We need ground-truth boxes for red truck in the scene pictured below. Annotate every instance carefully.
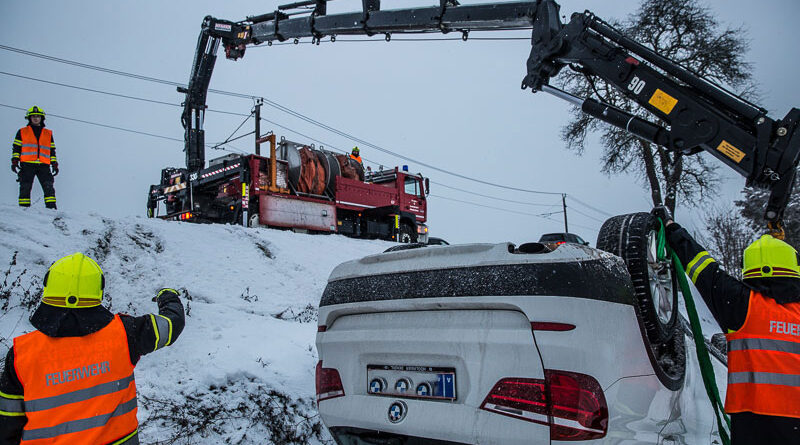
[147,133,429,243]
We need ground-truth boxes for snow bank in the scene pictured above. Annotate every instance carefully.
[0,205,392,443]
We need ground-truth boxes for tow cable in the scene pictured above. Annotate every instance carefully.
[657,220,732,445]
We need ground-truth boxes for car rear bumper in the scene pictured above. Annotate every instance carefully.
[320,395,550,445]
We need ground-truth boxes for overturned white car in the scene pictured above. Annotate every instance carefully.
[315,213,727,444]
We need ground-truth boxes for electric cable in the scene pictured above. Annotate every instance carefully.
[430,194,560,221]
[433,182,562,207]
[211,112,253,150]
[566,205,605,223]
[0,103,246,155]
[567,195,613,217]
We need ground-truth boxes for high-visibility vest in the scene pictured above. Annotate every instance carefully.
[725,291,800,418]
[349,154,362,164]
[19,126,53,164]
[14,314,139,444]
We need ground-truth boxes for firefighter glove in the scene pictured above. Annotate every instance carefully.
[651,205,673,225]
[153,288,180,306]
[51,161,59,176]
[11,159,19,173]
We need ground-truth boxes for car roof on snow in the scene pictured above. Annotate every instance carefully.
[327,242,619,282]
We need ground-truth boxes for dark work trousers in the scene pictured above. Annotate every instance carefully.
[730,412,800,444]
[17,162,56,209]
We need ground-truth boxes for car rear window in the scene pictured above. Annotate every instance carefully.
[539,234,564,242]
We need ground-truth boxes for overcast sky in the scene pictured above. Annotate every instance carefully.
[1,0,798,245]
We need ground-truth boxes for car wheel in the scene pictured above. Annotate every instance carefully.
[398,223,417,243]
[597,212,679,344]
[597,212,685,389]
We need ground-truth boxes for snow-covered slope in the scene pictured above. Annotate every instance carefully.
[0,205,393,444]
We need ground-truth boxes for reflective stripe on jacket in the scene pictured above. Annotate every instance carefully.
[13,314,139,444]
[18,126,52,164]
[725,291,800,418]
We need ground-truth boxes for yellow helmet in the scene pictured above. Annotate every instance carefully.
[742,235,800,280]
[42,253,105,308]
[25,106,45,119]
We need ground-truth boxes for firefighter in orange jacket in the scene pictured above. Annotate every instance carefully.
[653,206,800,444]
[11,106,58,209]
[349,146,362,165]
[349,147,365,181]
[0,253,185,444]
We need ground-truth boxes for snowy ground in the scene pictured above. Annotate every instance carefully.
[0,204,393,444]
[0,205,728,443]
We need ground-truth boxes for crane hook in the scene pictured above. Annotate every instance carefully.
[767,220,786,240]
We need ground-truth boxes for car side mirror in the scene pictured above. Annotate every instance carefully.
[583,241,590,246]
[424,178,430,196]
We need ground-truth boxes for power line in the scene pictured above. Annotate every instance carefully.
[567,205,606,223]
[0,71,178,107]
[567,195,613,218]
[0,44,564,196]
[0,70,252,118]
[430,194,559,221]
[0,103,245,155]
[433,181,561,207]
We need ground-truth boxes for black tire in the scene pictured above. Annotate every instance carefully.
[596,212,679,345]
[398,223,417,243]
[597,212,685,390]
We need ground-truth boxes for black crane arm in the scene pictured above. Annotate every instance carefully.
[181,0,799,233]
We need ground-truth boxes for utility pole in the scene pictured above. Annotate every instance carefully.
[254,98,263,155]
[562,194,569,233]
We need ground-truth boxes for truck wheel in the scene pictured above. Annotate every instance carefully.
[248,213,260,228]
[597,212,685,389]
[596,212,679,345]
[398,223,417,243]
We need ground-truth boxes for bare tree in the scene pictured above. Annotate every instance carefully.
[701,208,753,278]
[557,0,754,215]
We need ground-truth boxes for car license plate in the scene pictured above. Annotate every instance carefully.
[367,365,456,401]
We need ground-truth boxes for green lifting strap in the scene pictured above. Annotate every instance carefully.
[657,220,731,445]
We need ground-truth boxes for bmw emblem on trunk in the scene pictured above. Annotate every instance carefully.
[369,378,385,394]
[416,383,431,397]
[395,378,411,393]
[388,400,407,423]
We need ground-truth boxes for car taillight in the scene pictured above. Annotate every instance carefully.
[480,378,549,425]
[481,370,607,440]
[315,361,345,402]
[179,212,193,220]
[547,370,608,440]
